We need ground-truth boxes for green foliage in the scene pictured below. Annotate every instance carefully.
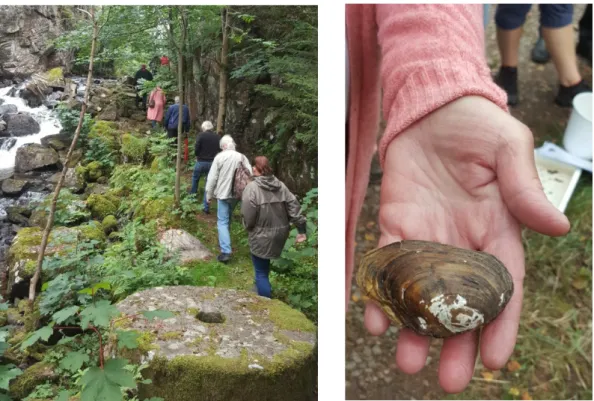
[39,189,90,226]
[52,305,80,324]
[80,358,137,401]
[270,188,318,322]
[0,365,22,391]
[56,103,95,147]
[121,134,148,163]
[20,326,53,351]
[23,382,54,400]
[79,300,121,329]
[60,351,90,373]
[116,331,141,350]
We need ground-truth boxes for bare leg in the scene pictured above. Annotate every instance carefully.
[542,25,582,86]
[497,27,523,67]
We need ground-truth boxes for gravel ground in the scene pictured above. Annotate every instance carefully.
[345,4,591,400]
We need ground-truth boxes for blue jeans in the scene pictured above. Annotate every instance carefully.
[217,198,238,254]
[495,4,573,30]
[190,161,212,212]
[483,4,490,28]
[251,253,271,298]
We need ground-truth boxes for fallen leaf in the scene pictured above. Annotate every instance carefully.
[509,387,520,397]
[481,371,494,381]
[572,278,588,290]
[521,391,533,400]
[364,233,376,242]
[507,360,521,372]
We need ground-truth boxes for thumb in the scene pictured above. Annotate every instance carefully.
[496,125,570,237]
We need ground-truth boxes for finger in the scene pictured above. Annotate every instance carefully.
[496,125,570,237]
[395,328,431,374]
[438,331,479,393]
[479,230,525,369]
[364,301,390,336]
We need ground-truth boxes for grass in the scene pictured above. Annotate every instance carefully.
[452,174,592,400]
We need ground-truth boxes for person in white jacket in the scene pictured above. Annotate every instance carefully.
[205,135,252,263]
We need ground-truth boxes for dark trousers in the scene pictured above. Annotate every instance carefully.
[167,128,178,145]
[251,254,271,298]
[191,161,212,212]
[495,4,574,30]
[580,4,592,35]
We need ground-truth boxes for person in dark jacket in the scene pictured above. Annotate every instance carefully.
[133,64,153,109]
[190,120,220,214]
[241,156,307,298]
[163,96,190,145]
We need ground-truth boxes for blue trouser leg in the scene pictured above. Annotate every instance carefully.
[251,253,271,298]
[200,161,212,212]
[495,4,532,30]
[483,4,490,28]
[217,199,237,254]
[539,4,574,28]
[190,162,201,194]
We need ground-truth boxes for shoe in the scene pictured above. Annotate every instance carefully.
[576,36,592,64]
[554,79,591,108]
[217,253,231,263]
[494,66,519,106]
[531,36,550,64]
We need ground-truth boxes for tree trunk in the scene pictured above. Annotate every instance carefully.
[216,6,230,134]
[28,6,100,301]
[174,6,188,208]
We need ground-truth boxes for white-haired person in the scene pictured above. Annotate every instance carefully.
[205,135,252,263]
[190,120,220,214]
[163,95,191,144]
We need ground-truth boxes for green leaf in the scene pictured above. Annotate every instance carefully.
[116,330,140,350]
[92,282,112,292]
[0,342,9,356]
[80,300,120,329]
[41,282,49,292]
[0,364,22,390]
[60,351,90,373]
[141,310,174,321]
[52,305,80,324]
[0,302,8,311]
[56,390,71,401]
[20,326,54,350]
[80,358,137,401]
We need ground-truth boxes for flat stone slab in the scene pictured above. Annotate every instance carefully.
[158,229,213,264]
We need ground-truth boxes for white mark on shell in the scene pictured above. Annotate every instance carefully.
[499,293,505,307]
[416,250,421,253]
[401,287,405,300]
[463,260,467,263]
[428,294,484,333]
[249,363,264,370]
[417,317,427,330]
[419,299,424,305]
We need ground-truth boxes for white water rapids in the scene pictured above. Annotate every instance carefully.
[0,85,62,171]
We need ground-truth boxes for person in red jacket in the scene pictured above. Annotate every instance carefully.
[160,55,170,67]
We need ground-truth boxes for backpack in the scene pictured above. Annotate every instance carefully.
[232,156,251,200]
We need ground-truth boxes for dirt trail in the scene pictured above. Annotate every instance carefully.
[345,4,591,400]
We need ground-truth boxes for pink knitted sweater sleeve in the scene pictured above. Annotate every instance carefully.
[375,4,509,168]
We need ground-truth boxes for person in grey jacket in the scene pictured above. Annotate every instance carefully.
[205,134,252,263]
[241,156,307,298]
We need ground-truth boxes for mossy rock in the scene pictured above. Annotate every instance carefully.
[139,197,178,227]
[121,133,148,163]
[114,286,317,401]
[102,215,118,234]
[44,67,64,87]
[87,194,118,220]
[9,362,57,399]
[29,191,90,228]
[88,120,121,152]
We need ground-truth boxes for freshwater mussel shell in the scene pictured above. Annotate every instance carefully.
[357,240,514,338]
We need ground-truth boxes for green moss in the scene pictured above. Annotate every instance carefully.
[0,310,6,327]
[150,157,162,172]
[186,308,200,317]
[159,331,183,341]
[6,308,23,326]
[75,221,107,243]
[45,67,64,85]
[121,133,148,163]
[9,362,56,399]
[137,331,159,354]
[7,227,43,264]
[141,196,178,226]
[86,161,103,182]
[246,299,316,332]
[102,215,118,234]
[88,121,120,152]
[87,194,118,220]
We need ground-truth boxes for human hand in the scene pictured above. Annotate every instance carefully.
[367,96,570,393]
[296,233,307,243]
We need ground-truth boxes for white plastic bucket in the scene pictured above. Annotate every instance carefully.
[563,92,592,160]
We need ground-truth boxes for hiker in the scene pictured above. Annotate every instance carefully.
[133,64,153,109]
[190,120,220,214]
[346,4,570,394]
[205,135,252,263]
[241,156,307,298]
[147,86,166,129]
[163,96,190,145]
[160,54,170,67]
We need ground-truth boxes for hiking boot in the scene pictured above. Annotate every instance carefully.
[531,36,550,64]
[554,79,592,108]
[494,66,519,106]
[217,253,231,263]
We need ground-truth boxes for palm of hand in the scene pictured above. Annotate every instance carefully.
[366,96,569,393]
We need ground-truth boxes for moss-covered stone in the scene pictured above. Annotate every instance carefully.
[245,299,316,332]
[102,215,118,234]
[75,221,107,243]
[87,194,118,220]
[121,133,148,163]
[0,310,7,326]
[88,120,120,152]
[45,67,64,86]
[86,161,104,182]
[9,362,57,400]
[140,196,178,227]
[28,191,90,228]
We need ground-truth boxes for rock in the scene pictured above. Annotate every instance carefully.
[19,87,44,108]
[6,212,29,226]
[9,362,57,399]
[58,148,83,168]
[0,104,18,116]
[158,229,214,264]
[86,194,118,220]
[0,119,5,132]
[48,168,85,193]
[84,183,109,197]
[40,133,71,149]
[113,286,317,401]
[5,206,32,218]
[1,179,28,196]
[0,138,16,150]
[14,143,60,173]
[97,103,118,121]
[131,112,146,122]
[0,98,3,105]
[102,215,118,234]
[4,113,41,137]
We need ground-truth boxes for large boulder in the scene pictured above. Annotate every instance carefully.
[112,286,317,401]
[158,229,214,264]
[1,178,28,196]
[14,143,60,173]
[48,168,85,193]
[97,103,118,121]
[4,113,40,137]
[0,138,16,150]
[0,104,18,117]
